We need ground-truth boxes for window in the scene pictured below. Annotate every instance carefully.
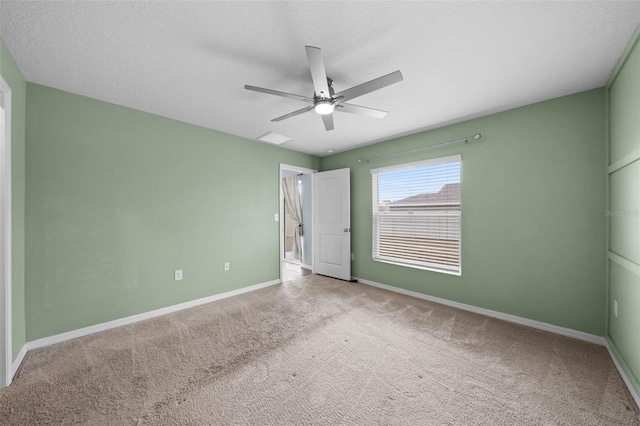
[371,154,461,275]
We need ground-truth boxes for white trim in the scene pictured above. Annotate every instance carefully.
[355,277,606,346]
[373,257,461,276]
[604,21,640,412]
[10,276,635,411]
[608,251,640,277]
[607,148,640,174]
[11,344,26,378]
[0,75,12,388]
[605,339,640,409]
[26,279,281,351]
[606,23,640,89]
[370,153,461,174]
[279,164,317,175]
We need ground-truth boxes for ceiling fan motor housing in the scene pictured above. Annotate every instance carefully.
[315,77,335,101]
[313,77,336,115]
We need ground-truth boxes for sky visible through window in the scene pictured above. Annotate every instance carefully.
[378,162,460,203]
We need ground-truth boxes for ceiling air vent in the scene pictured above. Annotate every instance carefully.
[256,132,291,145]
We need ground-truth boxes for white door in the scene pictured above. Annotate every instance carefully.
[313,168,351,281]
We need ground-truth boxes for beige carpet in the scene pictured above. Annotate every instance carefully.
[1,274,638,425]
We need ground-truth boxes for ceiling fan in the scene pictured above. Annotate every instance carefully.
[245,46,403,131]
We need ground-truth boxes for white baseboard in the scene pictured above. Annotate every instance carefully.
[26,279,281,351]
[605,339,640,409]
[11,344,27,380]
[15,275,633,408]
[301,264,312,271]
[354,277,606,346]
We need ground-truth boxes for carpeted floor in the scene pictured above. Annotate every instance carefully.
[0,274,638,425]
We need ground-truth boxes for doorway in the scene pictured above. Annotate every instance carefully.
[279,164,316,282]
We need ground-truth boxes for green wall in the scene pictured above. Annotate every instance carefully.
[606,25,640,398]
[321,88,606,335]
[0,39,26,362]
[25,83,318,340]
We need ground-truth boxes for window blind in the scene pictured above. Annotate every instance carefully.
[371,154,461,274]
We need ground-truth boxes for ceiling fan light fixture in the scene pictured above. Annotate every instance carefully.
[314,100,334,115]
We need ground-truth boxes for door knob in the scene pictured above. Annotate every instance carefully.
[344,228,350,232]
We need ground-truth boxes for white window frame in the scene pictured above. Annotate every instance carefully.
[371,154,462,276]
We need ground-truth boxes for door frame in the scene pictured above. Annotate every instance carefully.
[279,164,317,282]
[0,75,13,388]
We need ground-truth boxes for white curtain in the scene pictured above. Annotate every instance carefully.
[282,175,304,261]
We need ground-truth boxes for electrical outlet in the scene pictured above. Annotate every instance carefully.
[224,262,230,272]
[351,252,355,261]
[174,269,183,281]
[614,300,618,318]
[274,213,279,221]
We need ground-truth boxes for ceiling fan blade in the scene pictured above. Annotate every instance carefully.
[305,46,331,99]
[321,114,334,131]
[245,85,313,103]
[334,70,403,103]
[271,106,314,122]
[337,103,388,119]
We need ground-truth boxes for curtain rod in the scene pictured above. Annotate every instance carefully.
[357,133,481,164]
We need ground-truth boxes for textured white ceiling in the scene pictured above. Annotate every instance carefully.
[2,1,640,156]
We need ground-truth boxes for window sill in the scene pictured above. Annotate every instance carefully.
[372,257,461,276]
